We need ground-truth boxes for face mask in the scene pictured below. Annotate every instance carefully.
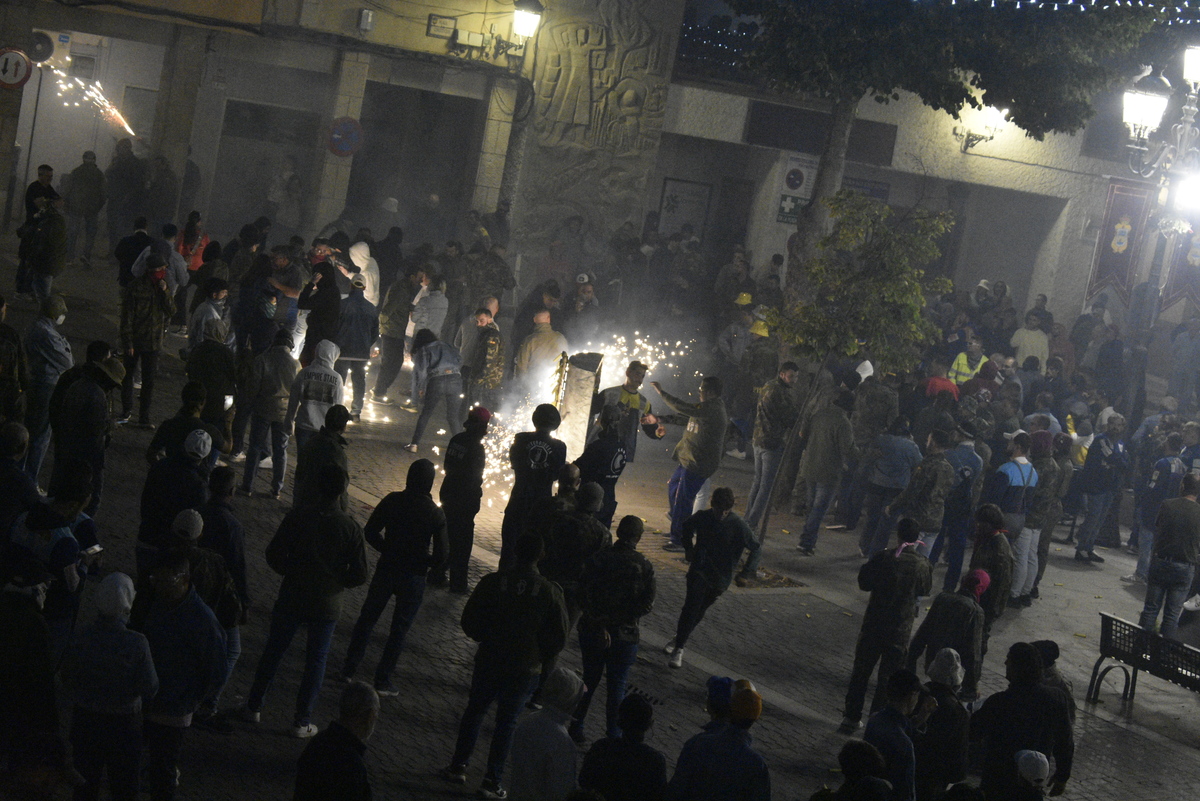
[150,269,167,282]
[54,315,66,326]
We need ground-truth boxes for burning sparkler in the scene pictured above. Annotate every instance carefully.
[52,68,135,135]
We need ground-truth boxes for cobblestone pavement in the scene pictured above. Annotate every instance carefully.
[9,247,1200,800]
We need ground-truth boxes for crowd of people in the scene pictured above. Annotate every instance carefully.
[2,145,1198,801]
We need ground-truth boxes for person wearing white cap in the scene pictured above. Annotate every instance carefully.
[136,428,210,577]
[1015,750,1050,799]
[914,648,969,799]
[60,572,158,801]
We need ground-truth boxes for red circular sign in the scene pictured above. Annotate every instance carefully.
[328,116,364,157]
[0,48,33,90]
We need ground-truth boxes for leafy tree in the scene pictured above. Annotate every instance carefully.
[769,190,954,373]
[726,0,1161,263]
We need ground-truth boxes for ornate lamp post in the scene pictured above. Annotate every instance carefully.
[1123,45,1200,340]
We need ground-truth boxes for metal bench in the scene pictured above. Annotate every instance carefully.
[1086,612,1200,704]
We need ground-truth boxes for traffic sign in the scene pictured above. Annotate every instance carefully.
[0,48,33,90]
[328,116,364,157]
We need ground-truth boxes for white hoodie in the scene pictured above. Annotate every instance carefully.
[348,242,381,307]
[284,340,345,433]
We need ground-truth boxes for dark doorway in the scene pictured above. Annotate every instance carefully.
[711,177,755,264]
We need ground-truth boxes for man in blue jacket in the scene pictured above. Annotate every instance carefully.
[981,431,1038,605]
[1075,414,1129,564]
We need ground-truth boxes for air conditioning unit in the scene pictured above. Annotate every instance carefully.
[29,30,72,70]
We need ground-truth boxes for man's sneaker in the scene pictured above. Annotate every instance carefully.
[350,413,361,423]
[663,542,685,552]
[838,716,862,734]
[1020,594,1033,607]
[1088,552,1106,563]
[227,451,246,463]
[235,487,253,498]
[403,443,419,453]
[375,682,400,697]
[826,523,848,531]
[232,706,260,724]
[1120,573,1146,585]
[725,448,746,460]
[440,765,467,785]
[291,723,319,739]
[115,412,131,424]
[370,392,393,406]
[478,779,507,799]
[1184,594,1200,613]
[1074,551,1090,563]
[662,638,676,655]
[798,546,815,556]
[668,648,684,669]
[1007,596,1024,609]
[332,670,354,684]
[1030,586,1040,599]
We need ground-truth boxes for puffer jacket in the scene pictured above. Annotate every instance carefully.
[120,276,176,352]
[247,344,300,422]
[25,317,72,384]
[285,340,344,433]
[411,289,449,338]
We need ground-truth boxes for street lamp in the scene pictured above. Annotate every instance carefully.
[1122,45,1200,349]
[513,0,545,39]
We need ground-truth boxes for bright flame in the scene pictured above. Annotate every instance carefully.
[51,68,136,135]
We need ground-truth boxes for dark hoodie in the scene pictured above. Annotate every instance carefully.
[364,459,448,575]
[298,261,342,352]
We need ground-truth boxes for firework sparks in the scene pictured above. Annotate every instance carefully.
[52,69,135,135]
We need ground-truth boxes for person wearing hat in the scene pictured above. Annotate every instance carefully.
[970,642,1073,798]
[666,680,770,801]
[240,330,300,498]
[561,275,601,347]
[60,572,158,801]
[23,294,73,482]
[729,319,778,460]
[579,692,668,801]
[1030,640,1077,726]
[137,428,211,578]
[405,327,464,452]
[652,376,729,552]
[796,390,856,555]
[63,150,105,264]
[664,488,755,670]
[295,404,352,510]
[908,570,987,701]
[285,339,345,455]
[575,404,630,528]
[588,360,664,466]
[341,459,447,695]
[429,406,491,593]
[442,533,568,798]
[50,354,124,516]
[507,667,586,801]
[573,515,657,744]
[714,249,756,311]
[333,272,380,423]
[500,403,567,569]
[927,419,985,592]
[858,417,923,559]
[121,252,176,427]
[914,648,970,800]
[239,463,368,738]
[808,739,892,801]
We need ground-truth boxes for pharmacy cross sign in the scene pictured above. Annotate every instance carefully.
[0,48,32,90]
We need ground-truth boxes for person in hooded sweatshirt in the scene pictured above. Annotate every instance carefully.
[297,261,342,365]
[340,458,448,695]
[334,273,379,422]
[507,667,585,801]
[285,339,344,455]
[347,241,380,307]
[430,406,491,593]
[59,572,159,801]
[405,328,464,453]
[295,404,352,511]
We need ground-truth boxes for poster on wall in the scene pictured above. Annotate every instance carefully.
[658,178,712,239]
[1086,179,1155,305]
[777,154,819,224]
[1162,218,1200,310]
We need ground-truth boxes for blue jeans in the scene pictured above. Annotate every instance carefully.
[242,415,289,495]
[411,373,465,445]
[334,359,367,415]
[668,465,708,545]
[936,512,973,593]
[572,622,638,740]
[22,379,55,483]
[1076,491,1115,555]
[1140,559,1195,639]
[205,625,241,712]
[859,484,902,556]
[835,456,866,528]
[450,660,537,783]
[31,273,53,303]
[293,427,316,456]
[246,605,337,727]
[343,566,426,685]
[1136,521,1156,580]
[800,481,838,550]
[745,448,782,529]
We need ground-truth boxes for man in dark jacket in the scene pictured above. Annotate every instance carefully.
[571,515,656,743]
[430,406,490,593]
[0,422,39,536]
[334,273,379,421]
[971,642,1074,798]
[575,404,629,529]
[442,533,569,800]
[239,463,368,738]
[665,487,755,670]
[1075,414,1130,563]
[294,405,351,510]
[63,150,106,264]
[241,329,300,498]
[907,569,988,700]
[26,196,68,301]
[840,519,933,733]
[137,550,227,801]
[120,254,176,426]
[185,318,237,457]
[744,362,799,532]
[654,376,729,551]
[341,459,448,694]
[886,429,955,555]
[137,429,210,577]
[500,403,567,569]
[114,217,152,288]
[541,483,612,623]
[50,356,123,515]
[294,681,378,801]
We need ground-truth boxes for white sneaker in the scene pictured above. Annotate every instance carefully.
[662,638,676,655]
[1120,573,1145,585]
[291,723,319,738]
[1184,594,1200,613]
[668,648,684,669]
[725,448,746,460]
[839,716,862,733]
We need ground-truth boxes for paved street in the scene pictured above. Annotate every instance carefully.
[9,248,1200,800]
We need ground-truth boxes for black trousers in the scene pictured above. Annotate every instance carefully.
[674,572,723,649]
[143,720,185,801]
